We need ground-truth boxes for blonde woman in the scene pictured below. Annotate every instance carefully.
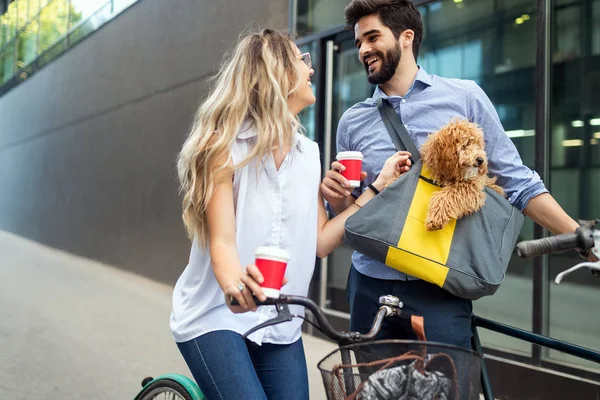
[170,29,411,400]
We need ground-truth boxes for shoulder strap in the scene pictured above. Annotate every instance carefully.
[377,98,420,162]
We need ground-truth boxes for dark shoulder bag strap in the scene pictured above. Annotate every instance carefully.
[377,98,421,162]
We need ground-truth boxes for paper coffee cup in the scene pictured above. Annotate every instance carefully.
[254,247,289,298]
[336,151,363,188]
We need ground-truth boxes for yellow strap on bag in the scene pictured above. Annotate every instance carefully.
[385,166,456,286]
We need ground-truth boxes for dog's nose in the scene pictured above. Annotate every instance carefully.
[476,157,484,166]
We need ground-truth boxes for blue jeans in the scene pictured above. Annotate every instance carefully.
[176,330,309,400]
[346,265,473,349]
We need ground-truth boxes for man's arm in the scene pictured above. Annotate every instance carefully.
[523,193,579,234]
[524,194,597,261]
[467,82,580,237]
[467,82,548,211]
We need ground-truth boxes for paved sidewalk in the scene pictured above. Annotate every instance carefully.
[0,230,336,399]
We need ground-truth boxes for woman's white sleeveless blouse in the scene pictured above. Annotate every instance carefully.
[170,125,321,345]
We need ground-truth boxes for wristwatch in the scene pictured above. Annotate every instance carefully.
[367,183,380,195]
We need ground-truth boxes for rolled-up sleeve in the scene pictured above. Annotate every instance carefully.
[467,82,548,211]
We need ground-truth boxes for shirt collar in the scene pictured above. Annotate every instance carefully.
[237,122,305,152]
[370,65,432,104]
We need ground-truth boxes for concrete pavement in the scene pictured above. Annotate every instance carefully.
[0,230,336,400]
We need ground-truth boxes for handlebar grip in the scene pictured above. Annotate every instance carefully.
[229,296,276,307]
[516,232,580,258]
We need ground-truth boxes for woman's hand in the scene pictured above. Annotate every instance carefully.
[373,151,412,189]
[223,265,267,313]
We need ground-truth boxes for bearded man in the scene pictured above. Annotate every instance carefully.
[320,0,594,348]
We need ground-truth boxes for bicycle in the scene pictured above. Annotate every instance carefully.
[133,220,600,400]
[133,292,482,400]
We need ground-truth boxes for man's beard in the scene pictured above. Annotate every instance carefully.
[365,44,402,85]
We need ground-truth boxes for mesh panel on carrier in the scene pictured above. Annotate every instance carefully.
[317,340,482,400]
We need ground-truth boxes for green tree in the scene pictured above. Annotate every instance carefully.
[0,0,84,84]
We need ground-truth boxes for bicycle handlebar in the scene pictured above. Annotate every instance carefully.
[516,221,596,258]
[231,294,405,344]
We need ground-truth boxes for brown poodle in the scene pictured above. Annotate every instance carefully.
[420,120,504,231]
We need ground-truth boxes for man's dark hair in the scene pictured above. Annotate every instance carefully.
[345,0,423,60]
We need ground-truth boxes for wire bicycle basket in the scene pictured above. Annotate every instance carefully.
[318,339,482,400]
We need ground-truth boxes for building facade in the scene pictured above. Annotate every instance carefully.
[0,0,599,397]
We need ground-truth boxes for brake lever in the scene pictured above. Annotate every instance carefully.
[241,304,293,339]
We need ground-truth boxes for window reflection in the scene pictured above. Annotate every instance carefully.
[0,0,139,90]
[296,0,346,36]
[548,0,600,370]
[594,2,600,55]
[70,0,106,20]
[1,42,15,82]
[39,0,69,53]
[17,19,37,67]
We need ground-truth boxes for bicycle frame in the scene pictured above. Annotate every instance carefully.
[471,315,600,400]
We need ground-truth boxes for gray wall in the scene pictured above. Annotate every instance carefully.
[0,0,289,284]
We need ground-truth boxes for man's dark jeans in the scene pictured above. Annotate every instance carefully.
[346,265,473,349]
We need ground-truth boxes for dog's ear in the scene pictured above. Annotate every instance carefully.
[420,132,437,166]
[422,122,467,184]
[462,120,485,147]
[422,129,451,180]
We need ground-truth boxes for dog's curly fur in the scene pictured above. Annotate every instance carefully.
[420,120,504,231]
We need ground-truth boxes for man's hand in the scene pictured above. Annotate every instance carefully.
[373,151,412,189]
[321,161,367,213]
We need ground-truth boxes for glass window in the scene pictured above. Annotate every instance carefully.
[298,41,318,141]
[21,0,41,20]
[38,0,69,54]
[70,0,105,22]
[67,0,104,45]
[28,0,41,20]
[548,0,600,370]
[0,16,7,49]
[419,0,537,355]
[0,41,15,84]
[1,0,18,44]
[553,4,581,63]
[1,0,140,93]
[17,18,37,68]
[594,1,600,55]
[73,1,112,41]
[296,0,346,36]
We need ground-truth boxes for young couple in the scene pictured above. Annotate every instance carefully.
[170,1,593,399]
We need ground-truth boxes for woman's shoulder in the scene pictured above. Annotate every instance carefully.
[296,133,320,155]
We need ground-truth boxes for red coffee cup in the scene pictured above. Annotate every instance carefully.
[336,151,364,188]
[254,247,289,298]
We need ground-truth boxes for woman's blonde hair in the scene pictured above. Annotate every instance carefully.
[177,29,304,246]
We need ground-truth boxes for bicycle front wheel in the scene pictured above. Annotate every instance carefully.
[136,378,197,400]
